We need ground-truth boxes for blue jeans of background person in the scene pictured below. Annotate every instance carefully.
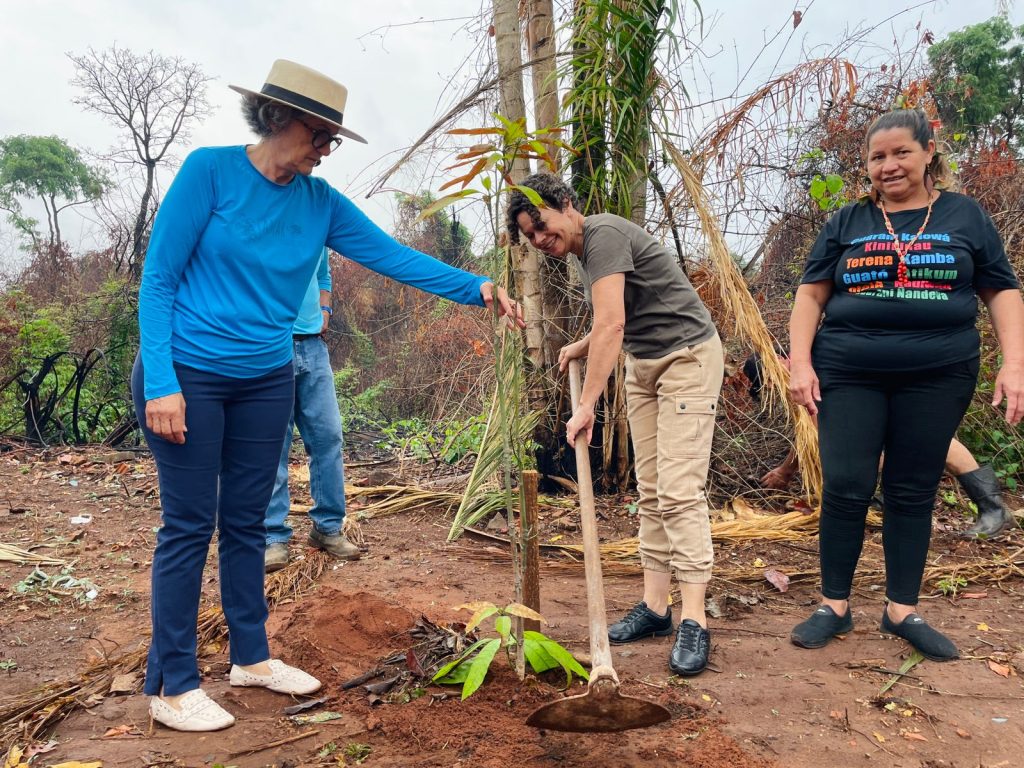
[815,358,979,606]
[132,355,294,696]
[265,336,347,544]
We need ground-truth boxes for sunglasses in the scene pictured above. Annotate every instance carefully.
[296,117,343,151]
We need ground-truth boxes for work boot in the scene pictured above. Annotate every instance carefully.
[264,543,290,573]
[308,528,361,560]
[958,466,1014,539]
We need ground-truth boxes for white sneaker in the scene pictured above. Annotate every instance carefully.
[149,689,235,732]
[229,659,321,695]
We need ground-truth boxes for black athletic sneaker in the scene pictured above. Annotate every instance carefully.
[790,605,854,649]
[669,619,711,676]
[607,601,673,644]
[880,610,958,662]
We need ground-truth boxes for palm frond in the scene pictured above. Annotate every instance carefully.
[660,134,822,501]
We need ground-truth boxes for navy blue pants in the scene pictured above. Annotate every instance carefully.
[132,355,294,696]
[816,358,979,606]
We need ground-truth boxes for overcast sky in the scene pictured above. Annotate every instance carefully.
[0,0,1018,263]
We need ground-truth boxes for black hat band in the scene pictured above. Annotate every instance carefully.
[261,83,344,125]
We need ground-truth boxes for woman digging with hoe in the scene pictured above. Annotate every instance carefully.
[507,172,724,677]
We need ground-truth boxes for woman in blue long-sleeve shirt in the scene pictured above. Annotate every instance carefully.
[134,60,520,732]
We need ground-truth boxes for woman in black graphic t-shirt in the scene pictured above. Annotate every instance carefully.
[787,109,1024,661]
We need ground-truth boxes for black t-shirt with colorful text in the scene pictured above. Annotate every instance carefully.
[801,191,1019,372]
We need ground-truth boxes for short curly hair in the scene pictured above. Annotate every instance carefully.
[240,95,299,137]
[505,172,579,245]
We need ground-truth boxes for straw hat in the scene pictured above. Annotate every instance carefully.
[230,59,367,144]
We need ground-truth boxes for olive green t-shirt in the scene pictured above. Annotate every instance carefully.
[576,213,716,358]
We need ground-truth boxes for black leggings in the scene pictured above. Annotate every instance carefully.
[816,358,979,606]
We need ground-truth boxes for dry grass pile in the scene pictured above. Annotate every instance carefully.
[0,544,65,567]
[454,533,1023,592]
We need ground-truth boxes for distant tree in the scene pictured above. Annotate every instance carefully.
[68,46,213,279]
[392,192,475,269]
[928,16,1024,148]
[0,134,108,251]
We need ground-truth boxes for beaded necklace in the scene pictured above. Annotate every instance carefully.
[877,193,935,285]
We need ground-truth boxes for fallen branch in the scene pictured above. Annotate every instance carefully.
[226,729,320,758]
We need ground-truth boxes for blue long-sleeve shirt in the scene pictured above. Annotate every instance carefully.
[139,146,487,399]
[293,248,332,335]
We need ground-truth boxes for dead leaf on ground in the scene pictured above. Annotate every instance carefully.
[956,727,971,738]
[3,745,24,768]
[872,731,886,743]
[22,741,58,760]
[406,649,425,676]
[282,696,328,715]
[108,673,138,695]
[763,568,790,593]
[102,724,140,738]
[731,497,764,520]
[289,711,343,725]
[901,730,927,741]
[988,660,1012,678]
[977,622,991,631]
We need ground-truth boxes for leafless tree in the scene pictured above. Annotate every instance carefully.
[68,46,213,279]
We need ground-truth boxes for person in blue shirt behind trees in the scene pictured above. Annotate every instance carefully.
[263,247,360,572]
[133,60,522,733]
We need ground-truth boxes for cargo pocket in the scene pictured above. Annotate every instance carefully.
[665,396,717,457]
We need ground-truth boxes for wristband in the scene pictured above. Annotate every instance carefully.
[320,305,333,316]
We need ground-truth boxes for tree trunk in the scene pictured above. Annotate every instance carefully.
[494,0,545,371]
[131,161,156,281]
[570,0,607,213]
[493,0,531,183]
[493,0,532,675]
[606,1,656,485]
[47,193,60,249]
[527,0,559,156]
[526,0,569,373]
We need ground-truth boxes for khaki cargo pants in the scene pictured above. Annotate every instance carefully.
[625,333,724,584]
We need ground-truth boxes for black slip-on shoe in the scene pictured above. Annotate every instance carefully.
[669,618,711,676]
[880,610,958,662]
[790,605,854,649]
[607,601,673,645]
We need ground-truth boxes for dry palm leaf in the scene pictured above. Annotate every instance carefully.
[660,133,822,502]
[0,544,66,567]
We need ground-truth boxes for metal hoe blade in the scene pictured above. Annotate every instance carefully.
[525,360,672,733]
[526,675,671,733]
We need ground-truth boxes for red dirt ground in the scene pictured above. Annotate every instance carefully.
[1,445,1023,768]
